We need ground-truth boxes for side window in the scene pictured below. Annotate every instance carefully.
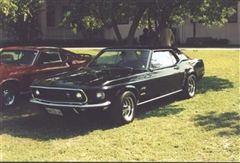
[150,51,177,69]
[37,51,61,64]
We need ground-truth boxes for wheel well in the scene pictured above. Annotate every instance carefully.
[116,87,139,102]
[189,72,197,78]
[186,71,197,80]
[183,72,197,86]
[127,88,139,99]
[1,80,19,92]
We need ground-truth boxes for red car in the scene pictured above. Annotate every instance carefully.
[0,46,92,110]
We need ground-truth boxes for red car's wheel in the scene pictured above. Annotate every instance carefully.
[0,86,17,110]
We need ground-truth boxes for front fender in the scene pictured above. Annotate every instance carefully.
[115,85,140,101]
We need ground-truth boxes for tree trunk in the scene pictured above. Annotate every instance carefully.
[111,17,122,41]
[147,9,152,30]
[77,20,89,39]
[126,6,147,45]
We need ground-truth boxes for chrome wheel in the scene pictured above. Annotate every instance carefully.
[122,96,135,122]
[187,75,196,97]
[3,89,16,106]
[110,91,137,124]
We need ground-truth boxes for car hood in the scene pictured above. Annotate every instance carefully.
[32,67,136,88]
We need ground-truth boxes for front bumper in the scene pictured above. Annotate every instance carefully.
[30,98,111,109]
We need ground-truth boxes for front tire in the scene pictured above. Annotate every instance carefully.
[183,74,196,98]
[0,85,17,110]
[110,91,137,125]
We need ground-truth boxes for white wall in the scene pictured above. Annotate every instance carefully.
[0,28,16,41]
[103,21,146,42]
[179,20,239,45]
[46,27,83,40]
[179,1,240,45]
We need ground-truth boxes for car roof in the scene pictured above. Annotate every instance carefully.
[105,46,182,53]
[1,46,61,51]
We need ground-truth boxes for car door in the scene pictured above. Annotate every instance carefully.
[33,49,70,80]
[147,50,185,98]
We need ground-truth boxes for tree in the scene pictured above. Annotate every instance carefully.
[189,0,236,38]
[0,0,44,41]
[2,0,236,44]
[62,0,236,45]
[0,0,18,23]
[61,0,148,43]
[96,0,148,44]
[61,0,105,40]
[139,0,236,44]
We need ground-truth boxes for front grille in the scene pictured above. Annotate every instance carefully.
[32,87,88,104]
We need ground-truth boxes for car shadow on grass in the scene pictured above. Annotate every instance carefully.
[0,106,117,140]
[193,111,240,136]
[196,76,234,94]
[0,93,185,141]
[137,93,185,119]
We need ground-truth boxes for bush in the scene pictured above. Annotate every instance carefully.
[0,39,119,48]
[186,37,229,47]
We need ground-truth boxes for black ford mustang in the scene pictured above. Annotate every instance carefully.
[30,47,204,124]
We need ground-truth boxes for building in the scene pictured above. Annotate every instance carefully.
[0,0,239,46]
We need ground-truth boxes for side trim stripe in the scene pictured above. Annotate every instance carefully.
[137,89,182,106]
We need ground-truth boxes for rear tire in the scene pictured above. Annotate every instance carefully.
[182,74,196,98]
[110,91,137,125]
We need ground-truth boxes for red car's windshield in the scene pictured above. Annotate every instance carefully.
[0,50,38,65]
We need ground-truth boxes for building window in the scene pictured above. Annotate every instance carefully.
[47,5,56,27]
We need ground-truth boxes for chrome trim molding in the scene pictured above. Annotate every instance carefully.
[31,86,82,91]
[30,98,111,108]
[31,86,88,104]
[137,89,183,106]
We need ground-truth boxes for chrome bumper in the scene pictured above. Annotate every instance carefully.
[30,98,111,109]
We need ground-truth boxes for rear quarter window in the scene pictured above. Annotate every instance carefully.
[151,51,178,69]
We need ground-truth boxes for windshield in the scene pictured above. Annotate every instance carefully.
[0,50,38,65]
[89,49,150,70]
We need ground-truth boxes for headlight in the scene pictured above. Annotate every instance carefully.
[96,91,105,100]
[35,89,40,96]
[76,92,83,99]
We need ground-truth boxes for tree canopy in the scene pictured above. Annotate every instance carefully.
[60,0,237,44]
[0,0,44,40]
[0,0,237,43]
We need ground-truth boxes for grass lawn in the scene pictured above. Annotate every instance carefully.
[0,48,239,161]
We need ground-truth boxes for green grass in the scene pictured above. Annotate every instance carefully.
[67,48,101,56]
[0,49,239,161]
